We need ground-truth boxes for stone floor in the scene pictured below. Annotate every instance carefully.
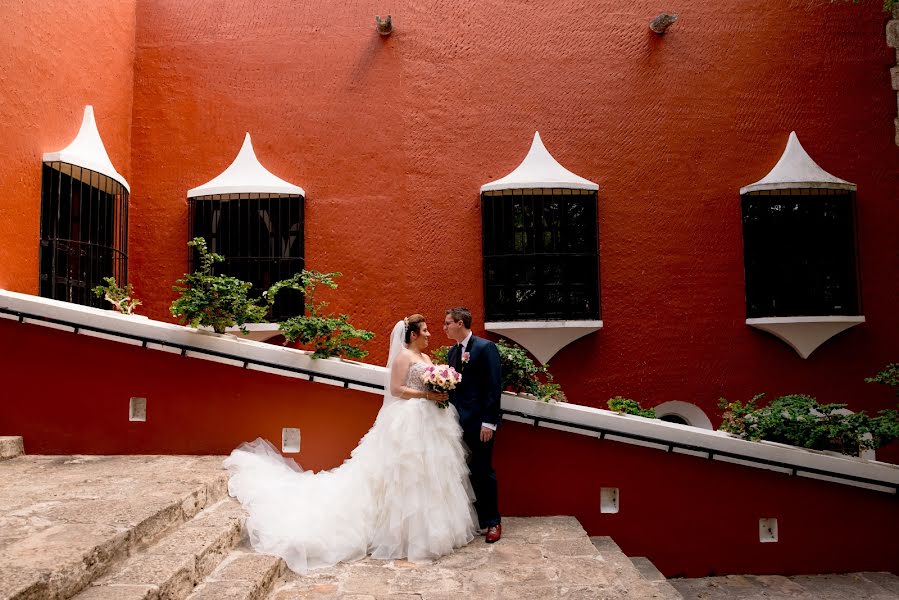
[0,454,229,599]
[265,517,680,600]
[1,451,897,600]
[671,572,899,600]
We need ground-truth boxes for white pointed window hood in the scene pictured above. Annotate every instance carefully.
[188,133,304,199]
[740,132,863,359]
[481,132,598,192]
[42,105,130,193]
[740,131,856,194]
[481,132,601,364]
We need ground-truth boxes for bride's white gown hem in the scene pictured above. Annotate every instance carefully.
[224,359,477,574]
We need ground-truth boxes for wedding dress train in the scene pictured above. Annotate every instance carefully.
[224,361,477,573]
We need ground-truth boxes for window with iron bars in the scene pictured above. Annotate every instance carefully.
[188,194,305,320]
[740,189,861,319]
[39,162,129,308]
[481,189,600,322]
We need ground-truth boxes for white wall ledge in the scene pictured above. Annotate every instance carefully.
[486,320,602,364]
[1,289,895,494]
[746,316,865,359]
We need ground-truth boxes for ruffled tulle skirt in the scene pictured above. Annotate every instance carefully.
[224,398,477,573]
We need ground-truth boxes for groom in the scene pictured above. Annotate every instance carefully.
[444,307,502,543]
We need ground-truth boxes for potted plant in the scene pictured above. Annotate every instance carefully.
[718,393,898,457]
[170,237,267,334]
[92,276,142,315]
[607,396,656,418]
[266,270,374,359]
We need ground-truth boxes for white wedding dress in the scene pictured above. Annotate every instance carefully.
[224,323,477,574]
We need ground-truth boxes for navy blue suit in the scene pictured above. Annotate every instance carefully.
[448,335,501,528]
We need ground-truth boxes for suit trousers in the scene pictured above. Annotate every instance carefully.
[462,427,501,529]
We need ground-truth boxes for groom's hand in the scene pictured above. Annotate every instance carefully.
[480,426,494,443]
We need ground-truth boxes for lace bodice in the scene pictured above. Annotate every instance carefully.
[406,362,430,393]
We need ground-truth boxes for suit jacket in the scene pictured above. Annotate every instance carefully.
[448,335,502,433]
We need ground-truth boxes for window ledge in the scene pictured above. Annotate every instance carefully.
[745,316,865,359]
[485,320,602,364]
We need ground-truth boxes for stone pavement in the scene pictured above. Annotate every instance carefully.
[1,451,897,600]
[671,572,899,600]
[264,518,681,600]
[0,454,230,599]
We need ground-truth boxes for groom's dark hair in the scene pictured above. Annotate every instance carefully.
[445,307,472,329]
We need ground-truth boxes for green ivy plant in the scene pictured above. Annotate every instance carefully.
[865,363,899,396]
[496,339,543,394]
[266,270,374,359]
[431,344,449,365]
[607,396,656,418]
[170,237,267,334]
[431,339,566,402]
[718,393,898,456]
[865,364,899,447]
[92,276,141,315]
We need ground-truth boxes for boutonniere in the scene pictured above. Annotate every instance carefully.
[461,351,470,365]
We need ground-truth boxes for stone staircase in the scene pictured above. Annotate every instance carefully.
[0,453,241,600]
[671,572,899,599]
[2,450,897,600]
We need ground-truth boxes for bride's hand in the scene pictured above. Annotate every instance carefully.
[427,391,449,403]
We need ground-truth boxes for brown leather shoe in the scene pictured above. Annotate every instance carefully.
[485,524,502,543]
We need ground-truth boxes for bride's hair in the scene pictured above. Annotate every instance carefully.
[404,314,426,344]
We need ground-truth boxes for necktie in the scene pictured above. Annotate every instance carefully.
[454,343,463,369]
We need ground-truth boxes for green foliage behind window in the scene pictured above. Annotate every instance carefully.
[266,270,374,360]
[170,238,267,334]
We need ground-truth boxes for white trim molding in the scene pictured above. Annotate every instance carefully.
[42,105,130,193]
[188,133,304,199]
[2,289,895,494]
[480,132,598,192]
[485,320,602,364]
[740,131,855,195]
[746,316,865,359]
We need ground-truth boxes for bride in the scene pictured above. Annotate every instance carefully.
[224,314,477,573]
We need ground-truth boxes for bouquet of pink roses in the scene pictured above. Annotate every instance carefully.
[420,364,462,409]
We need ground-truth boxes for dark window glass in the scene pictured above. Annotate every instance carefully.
[188,194,305,320]
[482,190,600,321]
[741,191,860,318]
[39,163,129,307]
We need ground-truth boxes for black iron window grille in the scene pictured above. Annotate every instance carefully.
[741,188,861,319]
[39,162,129,308]
[482,188,600,322]
[188,193,305,320]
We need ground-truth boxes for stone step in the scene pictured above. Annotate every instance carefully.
[0,436,24,460]
[74,498,246,600]
[670,572,899,599]
[628,555,686,599]
[185,548,285,600]
[260,517,682,599]
[590,537,683,600]
[0,455,231,600]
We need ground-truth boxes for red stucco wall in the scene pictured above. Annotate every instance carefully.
[0,1,137,294]
[0,319,378,467]
[1,1,897,459]
[1,320,895,577]
[122,1,899,419]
